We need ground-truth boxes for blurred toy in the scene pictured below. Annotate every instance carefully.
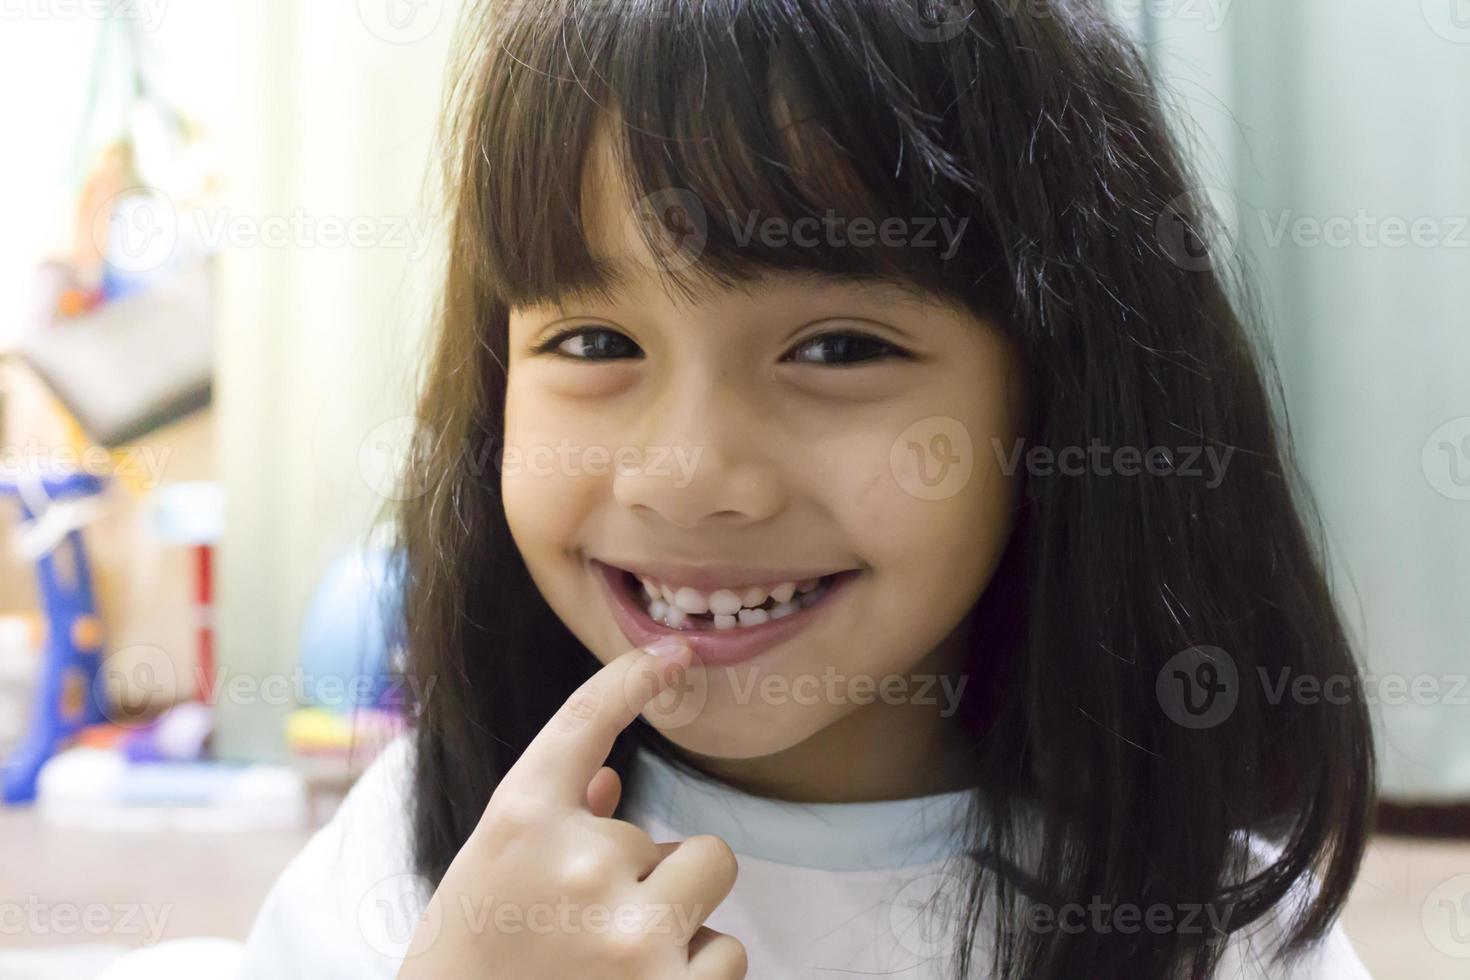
[297,539,406,714]
[286,705,405,758]
[35,746,306,833]
[0,614,44,757]
[121,700,213,764]
[34,259,104,324]
[150,481,222,701]
[19,256,213,449]
[0,473,109,804]
[284,535,408,777]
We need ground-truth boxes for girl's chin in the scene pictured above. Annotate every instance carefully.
[645,726,808,763]
[638,697,836,761]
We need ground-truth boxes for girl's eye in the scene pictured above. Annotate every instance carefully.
[782,331,907,366]
[530,326,907,365]
[532,327,643,361]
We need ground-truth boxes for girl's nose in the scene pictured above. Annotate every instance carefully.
[610,385,785,530]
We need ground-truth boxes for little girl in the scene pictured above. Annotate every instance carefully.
[240,1,1376,977]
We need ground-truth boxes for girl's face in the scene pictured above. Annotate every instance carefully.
[503,134,1026,766]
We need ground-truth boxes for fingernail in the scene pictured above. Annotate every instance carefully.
[645,637,690,658]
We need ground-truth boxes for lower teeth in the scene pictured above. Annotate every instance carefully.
[641,578,832,631]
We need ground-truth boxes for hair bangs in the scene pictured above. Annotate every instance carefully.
[465,0,1003,313]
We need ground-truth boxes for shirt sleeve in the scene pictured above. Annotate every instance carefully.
[236,735,427,980]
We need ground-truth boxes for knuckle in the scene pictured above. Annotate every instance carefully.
[688,834,738,878]
[552,848,618,894]
[484,797,541,839]
[725,936,750,977]
[623,823,657,851]
[553,688,602,732]
[602,926,655,966]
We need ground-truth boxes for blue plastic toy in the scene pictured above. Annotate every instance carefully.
[298,543,406,713]
[0,473,109,804]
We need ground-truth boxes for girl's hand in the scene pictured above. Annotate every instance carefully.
[396,639,747,979]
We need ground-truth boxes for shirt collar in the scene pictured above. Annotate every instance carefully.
[621,745,977,872]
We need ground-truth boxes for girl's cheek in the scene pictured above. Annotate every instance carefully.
[501,402,606,550]
[813,411,1018,573]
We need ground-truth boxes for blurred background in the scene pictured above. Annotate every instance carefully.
[0,0,1465,977]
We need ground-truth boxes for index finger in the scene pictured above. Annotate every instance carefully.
[497,638,692,809]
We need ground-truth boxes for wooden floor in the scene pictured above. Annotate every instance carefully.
[1341,835,1470,978]
[0,809,316,949]
[1,811,1466,978]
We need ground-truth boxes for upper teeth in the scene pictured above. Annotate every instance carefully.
[642,577,822,615]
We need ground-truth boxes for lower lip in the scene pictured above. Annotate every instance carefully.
[592,560,859,668]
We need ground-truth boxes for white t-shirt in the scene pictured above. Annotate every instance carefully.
[236,735,1372,979]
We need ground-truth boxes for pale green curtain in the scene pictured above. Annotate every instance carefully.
[212,0,454,759]
[1126,0,1470,801]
